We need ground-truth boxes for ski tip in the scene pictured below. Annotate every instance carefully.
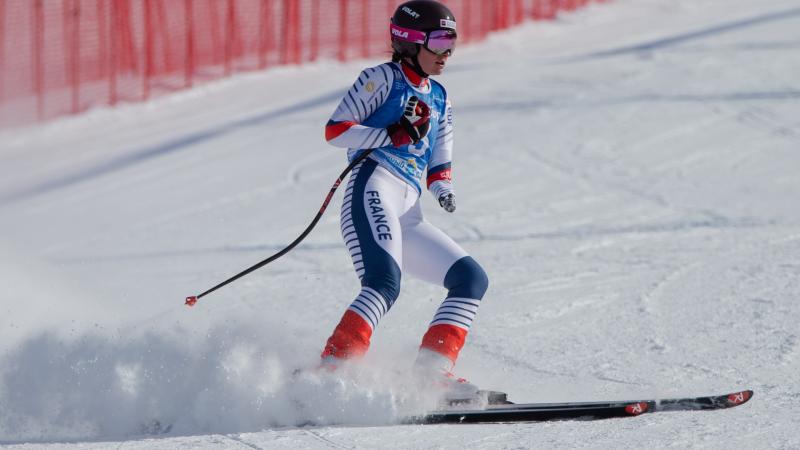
[726,390,753,407]
[185,296,198,307]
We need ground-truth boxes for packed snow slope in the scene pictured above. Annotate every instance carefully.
[1,0,799,448]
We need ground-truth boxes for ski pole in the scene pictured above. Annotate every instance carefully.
[185,148,375,307]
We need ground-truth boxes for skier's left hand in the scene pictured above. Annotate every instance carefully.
[438,193,456,213]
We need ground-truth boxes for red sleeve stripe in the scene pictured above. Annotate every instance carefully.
[325,120,357,141]
[427,167,452,188]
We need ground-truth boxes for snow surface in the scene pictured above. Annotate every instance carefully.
[2,0,800,448]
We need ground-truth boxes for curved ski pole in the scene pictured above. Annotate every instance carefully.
[185,149,375,307]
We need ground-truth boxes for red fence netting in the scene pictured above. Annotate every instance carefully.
[0,0,604,129]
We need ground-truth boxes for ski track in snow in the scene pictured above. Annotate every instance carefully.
[2,0,800,448]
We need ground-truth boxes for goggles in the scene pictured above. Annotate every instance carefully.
[391,23,458,56]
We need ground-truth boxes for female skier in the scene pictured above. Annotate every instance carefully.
[321,0,488,398]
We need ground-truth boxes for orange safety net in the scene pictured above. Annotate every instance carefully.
[0,0,602,128]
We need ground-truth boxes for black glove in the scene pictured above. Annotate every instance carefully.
[387,96,431,147]
[438,193,456,213]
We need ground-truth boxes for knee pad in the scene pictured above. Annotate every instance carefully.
[443,256,489,300]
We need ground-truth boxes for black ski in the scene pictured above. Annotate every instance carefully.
[408,389,753,424]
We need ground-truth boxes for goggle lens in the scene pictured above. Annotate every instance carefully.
[425,30,457,55]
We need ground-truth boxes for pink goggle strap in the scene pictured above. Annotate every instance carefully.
[390,24,427,44]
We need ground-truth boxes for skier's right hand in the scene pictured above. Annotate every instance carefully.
[387,96,431,147]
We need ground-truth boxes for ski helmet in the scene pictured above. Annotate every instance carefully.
[390,0,458,62]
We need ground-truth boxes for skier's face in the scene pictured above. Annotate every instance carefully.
[417,46,450,76]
